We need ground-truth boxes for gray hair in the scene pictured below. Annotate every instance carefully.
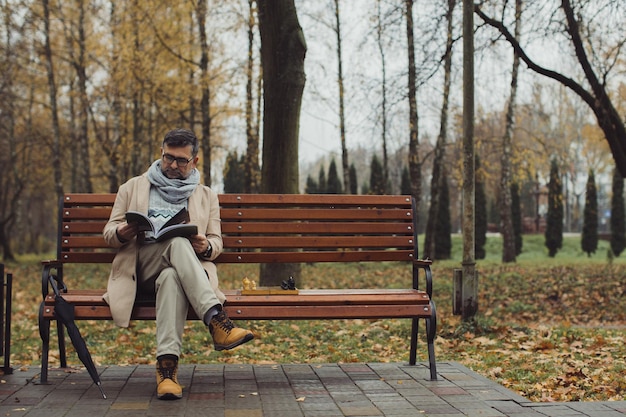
[163,128,199,156]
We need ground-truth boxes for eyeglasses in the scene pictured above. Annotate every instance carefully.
[162,153,193,167]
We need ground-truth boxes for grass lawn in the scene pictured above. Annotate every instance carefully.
[2,234,625,402]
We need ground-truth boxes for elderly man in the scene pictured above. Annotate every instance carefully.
[103,128,254,400]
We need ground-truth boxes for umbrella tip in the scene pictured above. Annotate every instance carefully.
[96,382,107,399]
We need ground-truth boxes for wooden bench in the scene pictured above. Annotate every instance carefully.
[38,193,437,384]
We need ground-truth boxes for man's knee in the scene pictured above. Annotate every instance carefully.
[167,237,194,252]
[155,267,179,290]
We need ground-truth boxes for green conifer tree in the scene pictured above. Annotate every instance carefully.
[610,169,626,257]
[369,155,386,195]
[581,169,598,256]
[223,151,245,193]
[305,175,318,194]
[434,170,452,259]
[488,199,500,228]
[475,157,488,260]
[511,182,523,255]
[400,166,411,195]
[545,158,563,257]
[349,163,358,194]
[317,165,327,194]
[326,159,343,194]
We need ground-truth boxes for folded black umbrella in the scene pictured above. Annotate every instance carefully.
[50,279,106,399]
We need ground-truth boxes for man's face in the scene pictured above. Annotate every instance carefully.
[160,144,198,179]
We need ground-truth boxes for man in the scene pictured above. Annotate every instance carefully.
[103,128,254,400]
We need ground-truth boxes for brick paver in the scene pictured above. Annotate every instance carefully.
[0,362,623,416]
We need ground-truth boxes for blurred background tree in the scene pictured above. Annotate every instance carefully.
[546,158,564,257]
[581,170,598,256]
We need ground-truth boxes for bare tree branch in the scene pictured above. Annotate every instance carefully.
[474,1,626,176]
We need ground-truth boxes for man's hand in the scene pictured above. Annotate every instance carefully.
[116,222,139,242]
[190,234,210,254]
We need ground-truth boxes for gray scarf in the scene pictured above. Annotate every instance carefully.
[146,159,200,205]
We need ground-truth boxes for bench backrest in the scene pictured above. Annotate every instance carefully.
[56,193,419,264]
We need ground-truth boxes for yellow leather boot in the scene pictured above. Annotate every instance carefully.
[156,355,182,400]
[209,310,254,351]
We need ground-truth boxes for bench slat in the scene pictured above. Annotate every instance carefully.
[62,207,114,220]
[59,193,413,208]
[61,208,414,221]
[220,208,412,221]
[214,250,414,263]
[222,235,414,249]
[57,249,416,264]
[63,222,413,236]
[43,304,430,320]
[44,289,429,305]
[221,222,412,234]
[43,289,431,321]
[62,222,108,233]
[219,193,413,207]
[61,237,108,248]
[227,304,431,320]
[58,249,418,264]
[58,252,116,263]
[62,236,414,249]
[63,194,117,204]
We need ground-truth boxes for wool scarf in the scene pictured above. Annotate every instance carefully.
[146,159,200,205]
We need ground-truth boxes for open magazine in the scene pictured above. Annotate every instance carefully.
[125,207,197,242]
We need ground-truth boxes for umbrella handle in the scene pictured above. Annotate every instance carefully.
[48,276,66,297]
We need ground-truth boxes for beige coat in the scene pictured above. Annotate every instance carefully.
[102,173,226,327]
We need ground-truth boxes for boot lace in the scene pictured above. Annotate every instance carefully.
[158,360,177,380]
[213,311,235,332]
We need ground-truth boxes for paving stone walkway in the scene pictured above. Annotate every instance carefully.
[0,362,624,416]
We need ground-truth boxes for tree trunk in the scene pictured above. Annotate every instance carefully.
[406,0,421,220]
[197,0,212,186]
[108,1,121,193]
[377,0,389,191]
[258,0,305,194]
[0,226,15,261]
[245,0,261,193]
[423,0,455,259]
[68,78,78,191]
[0,8,20,261]
[334,0,350,194]
[76,0,92,192]
[257,0,306,286]
[130,1,143,177]
[499,0,522,263]
[42,0,64,199]
[188,18,196,133]
[59,1,79,191]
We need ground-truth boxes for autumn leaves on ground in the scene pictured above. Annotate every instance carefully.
[5,235,625,403]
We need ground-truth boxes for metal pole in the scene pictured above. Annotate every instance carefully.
[0,264,3,357]
[462,0,477,319]
[3,273,12,374]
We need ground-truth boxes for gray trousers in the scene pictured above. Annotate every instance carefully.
[137,237,221,358]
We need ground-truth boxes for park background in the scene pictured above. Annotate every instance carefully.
[0,0,624,403]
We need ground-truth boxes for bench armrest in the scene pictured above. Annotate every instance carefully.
[41,260,66,300]
[413,259,433,298]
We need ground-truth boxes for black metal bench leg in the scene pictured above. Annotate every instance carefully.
[38,302,50,384]
[426,301,438,380]
[57,321,67,368]
[409,318,418,365]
